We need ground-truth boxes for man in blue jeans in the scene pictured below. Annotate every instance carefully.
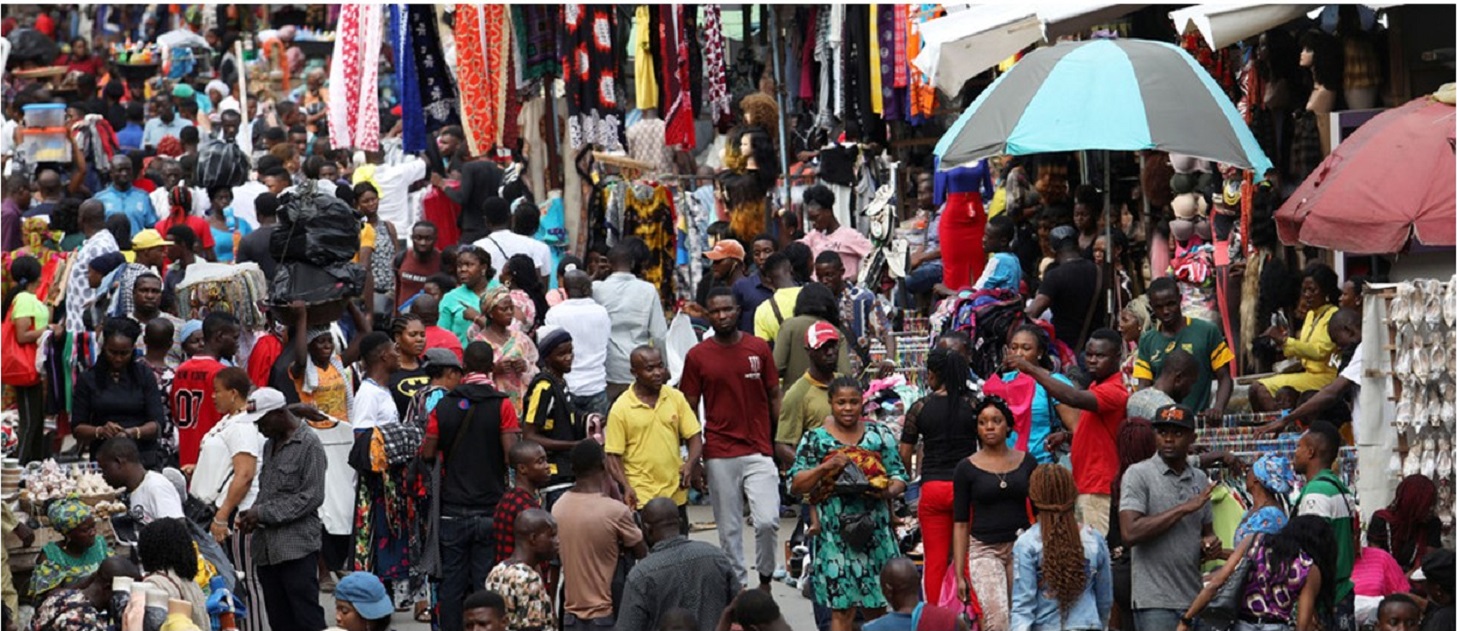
[422,342,520,631]
[1117,404,1219,631]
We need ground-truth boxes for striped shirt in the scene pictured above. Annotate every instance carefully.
[1296,469,1357,604]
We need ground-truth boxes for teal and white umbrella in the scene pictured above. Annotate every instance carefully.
[935,38,1273,174]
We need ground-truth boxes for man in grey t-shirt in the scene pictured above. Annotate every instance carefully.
[1126,349,1196,421]
[1118,404,1219,631]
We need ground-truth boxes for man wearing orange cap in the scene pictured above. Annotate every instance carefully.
[695,239,749,311]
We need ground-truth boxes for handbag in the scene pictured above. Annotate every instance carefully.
[1202,538,1257,628]
[1,306,41,387]
[838,511,878,552]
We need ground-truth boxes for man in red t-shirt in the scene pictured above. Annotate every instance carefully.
[396,222,442,310]
[171,312,243,468]
[1006,328,1129,536]
[680,287,781,590]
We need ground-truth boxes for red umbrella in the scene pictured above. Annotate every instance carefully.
[1276,95,1456,253]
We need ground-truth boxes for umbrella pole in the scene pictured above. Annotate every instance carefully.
[1105,150,1118,322]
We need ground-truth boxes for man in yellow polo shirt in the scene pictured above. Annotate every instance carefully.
[604,345,703,534]
[753,253,802,344]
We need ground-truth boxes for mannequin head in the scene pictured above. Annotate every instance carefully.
[1299,30,1343,89]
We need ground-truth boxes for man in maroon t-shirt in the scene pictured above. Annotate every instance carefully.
[396,221,442,310]
[680,287,782,590]
[1005,328,1129,535]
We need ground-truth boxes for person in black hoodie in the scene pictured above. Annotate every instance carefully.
[421,341,520,631]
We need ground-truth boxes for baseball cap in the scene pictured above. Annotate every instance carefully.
[239,388,288,424]
[705,239,746,262]
[806,321,841,350]
[422,348,462,370]
[1151,404,1196,430]
[334,572,393,621]
[1413,549,1454,587]
[131,229,173,251]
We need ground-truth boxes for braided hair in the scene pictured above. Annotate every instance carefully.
[927,346,970,402]
[1028,464,1087,617]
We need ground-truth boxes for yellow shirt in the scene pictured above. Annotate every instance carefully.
[1284,304,1338,376]
[294,362,351,421]
[604,384,701,506]
[355,222,377,264]
[754,287,802,343]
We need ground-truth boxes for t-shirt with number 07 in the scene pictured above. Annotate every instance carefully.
[171,356,227,467]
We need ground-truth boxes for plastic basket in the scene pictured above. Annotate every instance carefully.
[18,128,71,163]
[22,103,67,128]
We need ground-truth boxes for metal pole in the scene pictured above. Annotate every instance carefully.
[770,6,792,216]
[1105,149,1117,319]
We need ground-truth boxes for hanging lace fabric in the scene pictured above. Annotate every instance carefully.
[328,4,383,151]
[453,4,511,156]
[702,5,732,129]
[563,5,624,151]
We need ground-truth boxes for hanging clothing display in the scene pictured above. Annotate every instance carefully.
[511,5,562,84]
[674,184,715,305]
[328,3,383,151]
[621,182,678,311]
[936,159,995,291]
[907,4,942,122]
[815,8,838,132]
[660,4,695,150]
[454,4,511,156]
[633,6,659,112]
[702,5,731,129]
[868,6,884,116]
[626,117,672,175]
[411,6,459,143]
[563,5,624,151]
[684,7,704,120]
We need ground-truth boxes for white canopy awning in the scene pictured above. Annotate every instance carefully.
[912,3,1143,93]
[1169,3,1402,51]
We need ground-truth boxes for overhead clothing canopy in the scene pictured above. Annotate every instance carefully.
[1275,92,1455,253]
[1169,3,1402,51]
[934,38,1274,174]
[912,3,1143,93]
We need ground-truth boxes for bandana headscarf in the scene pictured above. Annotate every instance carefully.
[1250,454,1297,495]
[301,326,354,417]
[206,80,230,98]
[47,498,93,534]
[180,319,203,344]
[19,217,59,254]
[482,286,514,313]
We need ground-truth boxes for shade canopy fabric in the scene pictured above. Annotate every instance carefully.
[912,3,1142,93]
[935,38,1273,174]
[1169,3,1402,50]
[1275,95,1455,253]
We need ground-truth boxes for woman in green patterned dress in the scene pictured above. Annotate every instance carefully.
[789,376,909,631]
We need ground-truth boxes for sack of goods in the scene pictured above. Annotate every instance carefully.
[194,139,252,190]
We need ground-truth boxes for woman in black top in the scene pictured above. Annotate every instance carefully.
[72,318,166,470]
[387,313,429,416]
[953,395,1037,631]
[899,346,979,604]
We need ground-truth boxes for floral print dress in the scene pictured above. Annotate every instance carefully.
[788,422,908,611]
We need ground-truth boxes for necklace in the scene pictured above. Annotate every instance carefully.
[996,471,1009,489]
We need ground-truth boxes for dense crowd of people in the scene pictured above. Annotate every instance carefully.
[0,6,1453,631]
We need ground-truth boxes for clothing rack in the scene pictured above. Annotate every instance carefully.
[1201,411,1286,430]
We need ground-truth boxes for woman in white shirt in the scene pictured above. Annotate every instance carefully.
[190,369,271,631]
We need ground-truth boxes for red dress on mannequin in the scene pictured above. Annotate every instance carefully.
[935,160,995,291]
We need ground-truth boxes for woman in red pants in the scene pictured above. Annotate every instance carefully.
[898,346,981,602]
[936,159,996,292]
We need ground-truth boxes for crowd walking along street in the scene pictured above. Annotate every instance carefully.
[0,3,1454,631]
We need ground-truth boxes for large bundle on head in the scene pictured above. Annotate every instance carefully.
[194,138,251,190]
[934,288,1028,379]
[268,181,365,316]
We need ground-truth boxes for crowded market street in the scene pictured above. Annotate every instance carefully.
[0,3,1454,631]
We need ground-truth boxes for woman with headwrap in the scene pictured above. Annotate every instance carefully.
[1233,454,1297,551]
[1367,474,1441,573]
[467,286,538,414]
[72,318,166,470]
[288,313,355,424]
[30,498,110,597]
[154,187,218,262]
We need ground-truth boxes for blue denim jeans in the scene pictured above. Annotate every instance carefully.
[1134,608,1184,631]
[904,261,943,295]
[570,390,611,420]
[436,512,494,631]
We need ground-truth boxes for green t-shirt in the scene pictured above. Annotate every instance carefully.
[1295,469,1356,604]
[438,285,484,347]
[776,373,836,446]
[11,291,49,330]
[1133,317,1233,412]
